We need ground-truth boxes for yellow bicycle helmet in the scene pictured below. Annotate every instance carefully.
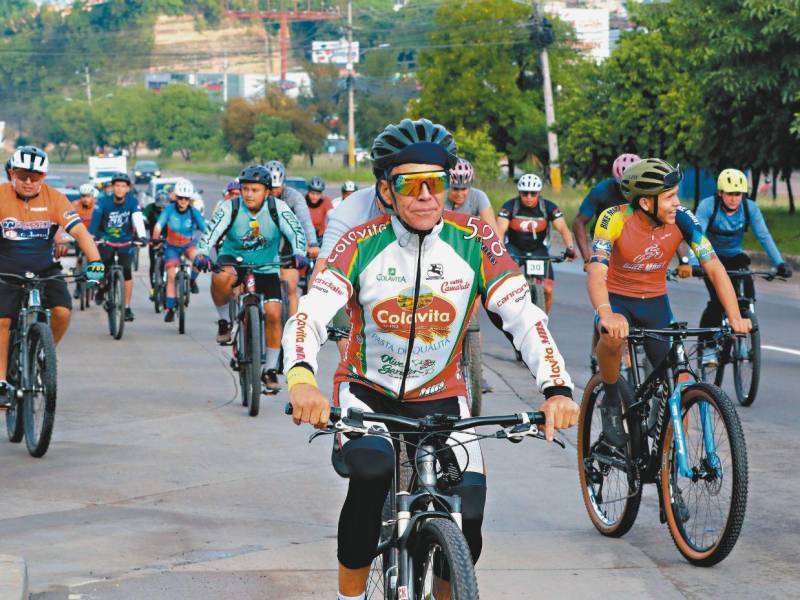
[717,168,748,194]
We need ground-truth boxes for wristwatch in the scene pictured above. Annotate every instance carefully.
[680,256,690,264]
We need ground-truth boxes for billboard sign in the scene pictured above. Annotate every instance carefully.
[312,40,359,65]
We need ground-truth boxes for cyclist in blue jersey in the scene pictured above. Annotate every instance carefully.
[692,168,792,364]
[194,165,307,391]
[90,172,146,322]
[572,153,640,268]
[152,179,206,323]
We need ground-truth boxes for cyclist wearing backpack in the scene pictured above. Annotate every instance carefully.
[306,176,334,241]
[194,166,307,390]
[497,174,576,314]
[693,168,792,363]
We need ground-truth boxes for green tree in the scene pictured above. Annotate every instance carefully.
[556,30,704,184]
[221,97,257,162]
[247,115,300,165]
[95,86,154,158]
[452,125,501,180]
[150,84,218,161]
[412,0,580,176]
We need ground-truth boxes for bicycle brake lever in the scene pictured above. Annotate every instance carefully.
[308,429,334,443]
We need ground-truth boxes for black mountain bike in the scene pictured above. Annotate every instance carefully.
[578,323,748,566]
[218,258,287,417]
[287,403,561,599]
[98,241,136,340]
[695,269,784,406]
[175,255,192,335]
[150,242,166,314]
[73,249,93,311]
[1,271,83,457]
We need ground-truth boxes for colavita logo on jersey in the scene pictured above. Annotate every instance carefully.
[372,285,456,344]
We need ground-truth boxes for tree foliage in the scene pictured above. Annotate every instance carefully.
[412,0,580,174]
[452,125,501,181]
[149,84,219,160]
[247,115,300,165]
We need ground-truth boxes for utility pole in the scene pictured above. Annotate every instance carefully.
[347,0,356,170]
[84,65,92,105]
[532,0,561,192]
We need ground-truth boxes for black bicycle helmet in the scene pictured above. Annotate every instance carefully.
[309,176,325,192]
[370,118,457,178]
[111,172,132,185]
[239,165,270,187]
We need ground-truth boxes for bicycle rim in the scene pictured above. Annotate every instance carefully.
[660,383,748,566]
[23,323,57,458]
[577,374,641,537]
[412,518,479,600]
[177,273,186,335]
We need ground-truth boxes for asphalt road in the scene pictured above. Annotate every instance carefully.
[0,166,798,598]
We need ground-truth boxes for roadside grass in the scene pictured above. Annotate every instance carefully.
[747,202,800,255]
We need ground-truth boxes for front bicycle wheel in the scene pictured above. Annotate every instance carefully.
[245,303,262,417]
[462,330,482,416]
[411,518,479,600]
[365,489,398,599]
[732,311,760,406]
[660,382,748,566]
[176,271,187,335]
[577,374,642,537]
[531,281,545,311]
[23,323,57,458]
[108,270,125,340]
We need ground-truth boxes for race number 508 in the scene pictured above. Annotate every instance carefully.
[464,217,505,256]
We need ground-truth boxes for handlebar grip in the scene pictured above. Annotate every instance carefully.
[284,403,342,422]
[528,411,546,425]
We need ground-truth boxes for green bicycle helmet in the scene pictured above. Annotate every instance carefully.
[621,158,682,224]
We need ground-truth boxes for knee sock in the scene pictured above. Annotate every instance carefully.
[216,304,228,321]
[190,270,199,282]
[266,347,281,370]
[337,593,365,600]
[166,297,177,310]
[603,379,621,409]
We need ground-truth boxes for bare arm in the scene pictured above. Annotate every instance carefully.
[572,212,592,263]
[497,217,509,241]
[587,262,628,339]
[478,207,501,237]
[702,257,751,333]
[71,223,101,262]
[552,216,574,250]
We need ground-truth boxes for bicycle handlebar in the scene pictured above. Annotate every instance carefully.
[213,257,291,272]
[284,403,546,430]
[0,271,83,284]
[600,324,733,338]
[517,251,569,263]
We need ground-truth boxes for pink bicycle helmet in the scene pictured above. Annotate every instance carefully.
[612,153,641,183]
[449,158,475,188]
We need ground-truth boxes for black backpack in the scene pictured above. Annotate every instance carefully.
[707,195,750,237]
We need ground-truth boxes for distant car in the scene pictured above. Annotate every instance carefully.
[133,160,161,184]
[45,176,80,202]
[285,176,308,195]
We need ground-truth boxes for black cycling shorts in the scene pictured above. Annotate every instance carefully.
[218,255,282,302]
[596,292,674,366]
[100,245,134,281]
[0,268,71,319]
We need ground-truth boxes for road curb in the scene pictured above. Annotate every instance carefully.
[0,555,27,600]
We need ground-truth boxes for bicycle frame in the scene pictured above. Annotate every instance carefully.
[624,326,722,481]
[231,270,266,370]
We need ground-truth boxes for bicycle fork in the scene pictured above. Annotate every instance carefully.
[668,382,721,479]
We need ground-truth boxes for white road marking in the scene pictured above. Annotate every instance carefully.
[762,344,800,357]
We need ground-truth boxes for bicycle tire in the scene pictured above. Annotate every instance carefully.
[462,330,482,416]
[577,374,642,537]
[733,311,760,406]
[411,518,479,600]
[236,336,250,408]
[6,340,24,443]
[133,246,140,271]
[152,254,165,313]
[111,270,125,340]
[78,278,86,311]
[660,382,748,566]
[177,271,187,335]
[23,323,57,458]
[245,303,261,417]
[366,488,398,598]
[530,281,545,311]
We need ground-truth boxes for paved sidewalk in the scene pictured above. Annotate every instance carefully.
[0,555,27,600]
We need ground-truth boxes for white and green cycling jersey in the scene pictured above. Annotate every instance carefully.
[197,197,306,275]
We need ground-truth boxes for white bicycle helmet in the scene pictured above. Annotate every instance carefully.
[174,178,194,198]
[341,180,357,193]
[264,160,285,187]
[517,173,543,193]
[10,146,49,173]
[79,183,96,196]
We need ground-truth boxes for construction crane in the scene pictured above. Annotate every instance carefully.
[224,1,341,82]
